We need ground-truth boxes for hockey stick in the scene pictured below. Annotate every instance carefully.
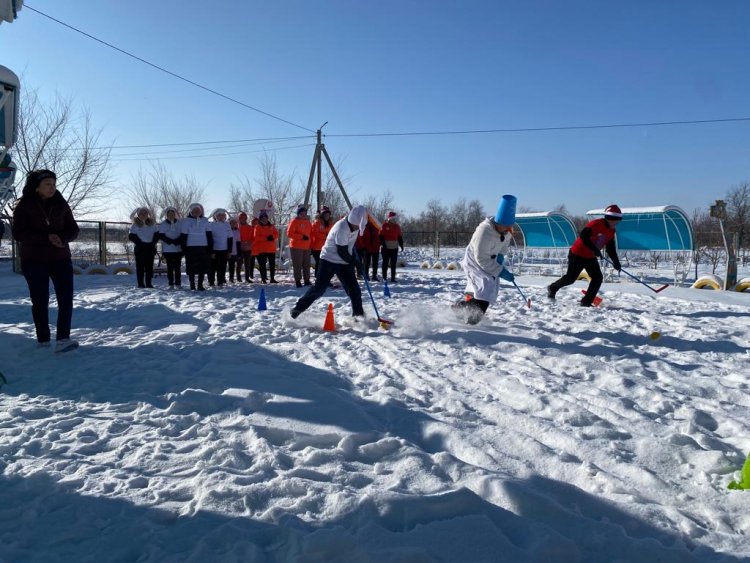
[355,250,393,328]
[512,280,531,308]
[605,258,669,293]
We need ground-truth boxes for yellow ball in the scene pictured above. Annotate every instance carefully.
[649,331,661,340]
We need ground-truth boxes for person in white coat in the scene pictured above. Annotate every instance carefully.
[180,203,212,291]
[207,208,233,287]
[128,207,159,289]
[158,206,183,288]
[453,195,517,324]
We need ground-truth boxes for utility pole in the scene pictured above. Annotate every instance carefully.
[303,123,353,213]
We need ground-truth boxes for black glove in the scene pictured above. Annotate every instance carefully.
[302,235,309,241]
[612,259,622,272]
[594,248,602,258]
[267,235,274,241]
[399,245,404,251]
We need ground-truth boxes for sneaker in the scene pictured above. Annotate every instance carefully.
[546,286,556,300]
[37,341,51,348]
[55,339,79,353]
[290,309,301,319]
[295,281,303,288]
[270,279,279,284]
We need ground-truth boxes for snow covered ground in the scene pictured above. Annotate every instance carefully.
[0,259,748,562]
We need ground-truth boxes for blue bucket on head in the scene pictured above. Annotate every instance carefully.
[494,195,517,226]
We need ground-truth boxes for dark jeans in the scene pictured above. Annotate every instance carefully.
[256,252,276,282]
[134,245,156,287]
[365,251,379,279]
[22,259,74,342]
[311,249,322,277]
[163,252,183,286]
[548,251,603,304]
[381,248,399,281]
[228,255,238,281]
[209,250,229,285]
[293,259,364,317]
[239,251,255,281]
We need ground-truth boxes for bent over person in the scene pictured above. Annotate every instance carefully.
[453,195,517,325]
[547,204,622,306]
[290,206,370,320]
[12,169,80,352]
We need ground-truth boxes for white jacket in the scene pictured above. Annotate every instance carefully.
[460,218,513,303]
[159,219,182,253]
[209,220,233,251]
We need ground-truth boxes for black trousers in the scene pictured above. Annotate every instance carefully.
[381,248,398,281]
[163,251,182,286]
[256,252,276,282]
[311,250,322,277]
[22,259,74,342]
[134,245,157,287]
[293,259,364,316]
[365,251,379,279]
[228,255,238,281]
[239,251,255,281]
[209,250,229,285]
[548,251,603,303]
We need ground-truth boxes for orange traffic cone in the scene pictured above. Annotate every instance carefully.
[323,303,336,332]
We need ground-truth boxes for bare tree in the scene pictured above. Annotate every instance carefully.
[725,182,750,249]
[361,190,396,222]
[8,88,114,218]
[124,162,206,219]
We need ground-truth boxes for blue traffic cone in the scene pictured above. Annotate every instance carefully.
[384,280,391,298]
[258,288,267,311]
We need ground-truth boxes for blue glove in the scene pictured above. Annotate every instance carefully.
[495,254,504,266]
[499,269,515,283]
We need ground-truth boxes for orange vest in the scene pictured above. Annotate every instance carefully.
[252,223,278,255]
[311,218,333,251]
[287,217,312,249]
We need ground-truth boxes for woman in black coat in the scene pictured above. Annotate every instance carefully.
[12,170,80,352]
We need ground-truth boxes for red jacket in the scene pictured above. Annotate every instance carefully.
[571,218,617,260]
[356,222,380,253]
[379,221,403,251]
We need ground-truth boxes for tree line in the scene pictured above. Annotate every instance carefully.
[2,87,749,275]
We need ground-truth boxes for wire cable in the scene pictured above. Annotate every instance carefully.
[24,5,316,133]
[327,117,750,138]
[110,142,315,162]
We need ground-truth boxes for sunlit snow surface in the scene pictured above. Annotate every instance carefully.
[0,261,748,562]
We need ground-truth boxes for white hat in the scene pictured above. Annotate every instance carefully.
[347,205,369,235]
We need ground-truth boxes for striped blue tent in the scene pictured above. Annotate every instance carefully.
[585,206,693,252]
[514,211,578,249]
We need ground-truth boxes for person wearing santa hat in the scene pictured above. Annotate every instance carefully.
[547,204,623,307]
[379,210,404,283]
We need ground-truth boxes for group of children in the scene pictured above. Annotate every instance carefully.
[128,204,279,290]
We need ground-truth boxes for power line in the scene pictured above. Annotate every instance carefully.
[326,117,750,138]
[110,142,315,162]
[112,138,303,158]
[108,135,313,150]
[24,5,316,134]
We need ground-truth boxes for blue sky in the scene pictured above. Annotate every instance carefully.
[2,0,750,219]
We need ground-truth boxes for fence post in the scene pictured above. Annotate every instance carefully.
[99,221,107,266]
[435,230,440,259]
